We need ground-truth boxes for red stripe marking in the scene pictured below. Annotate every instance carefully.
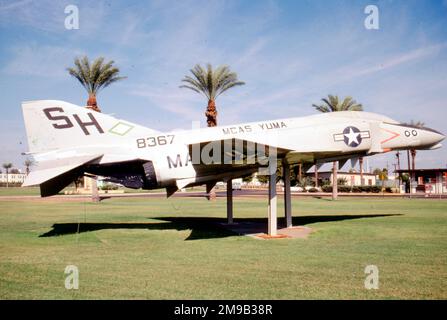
[380,128,400,144]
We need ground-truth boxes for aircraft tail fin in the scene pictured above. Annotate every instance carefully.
[22,100,159,154]
[21,100,160,197]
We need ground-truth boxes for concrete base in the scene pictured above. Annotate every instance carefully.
[219,221,313,240]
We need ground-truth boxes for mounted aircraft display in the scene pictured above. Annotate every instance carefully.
[22,100,444,198]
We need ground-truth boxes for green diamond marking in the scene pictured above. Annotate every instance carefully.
[109,122,134,136]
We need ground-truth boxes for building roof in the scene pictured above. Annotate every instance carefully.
[396,168,447,173]
[314,171,376,176]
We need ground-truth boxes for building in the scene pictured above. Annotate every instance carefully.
[396,168,447,194]
[314,171,377,186]
[0,173,27,184]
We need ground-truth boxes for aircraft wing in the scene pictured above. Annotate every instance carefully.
[187,138,290,174]
[187,137,358,171]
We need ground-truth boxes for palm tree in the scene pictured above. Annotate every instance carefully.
[180,64,245,127]
[24,159,34,176]
[67,56,126,201]
[67,56,127,112]
[312,95,363,200]
[180,64,245,199]
[2,163,13,188]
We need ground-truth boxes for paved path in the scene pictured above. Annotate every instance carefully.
[0,189,446,201]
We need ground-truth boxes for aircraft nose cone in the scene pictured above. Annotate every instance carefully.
[423,127,445,147]
[431,129,445,143]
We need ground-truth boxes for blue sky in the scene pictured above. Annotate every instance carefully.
[1,0,446,172]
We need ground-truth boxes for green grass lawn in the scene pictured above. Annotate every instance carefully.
[0,196,446,299]
[0,187,41,196]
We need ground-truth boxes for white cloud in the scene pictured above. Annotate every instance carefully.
[334,43,447,82]
[0,0,65,32]
[233,38,269,69]
[0,0,108,35]
[0,0,32,12]
[2,44,83,77]
[129,85,203,122]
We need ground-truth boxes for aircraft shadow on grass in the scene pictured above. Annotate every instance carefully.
[39,214,401,240]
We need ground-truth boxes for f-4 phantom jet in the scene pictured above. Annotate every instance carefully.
[22,100,444,235]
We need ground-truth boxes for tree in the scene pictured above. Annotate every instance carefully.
[24,158,34,176]
[374,168,388,191]
[2,163,13,188]
[67,56,126,201]
[180,64,245,199]
[312,95,363,200]
[67,56,127,112]
[242,174,253,183]
[373,168,388,181]
[256,174,269,185]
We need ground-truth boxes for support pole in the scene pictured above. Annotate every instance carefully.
[226,179,233,224]
[91,176,100,203]
[268,170,277,236]
[282,159,292,228]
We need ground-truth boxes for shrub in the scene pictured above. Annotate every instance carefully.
[321,185,354,193]
[338,186,351,193]
[100,183,119,191]
[0,182,23,187]
[359,185,374,192]
[307,187,319,193]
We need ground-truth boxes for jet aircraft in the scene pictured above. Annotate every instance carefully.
[21,100,444,235]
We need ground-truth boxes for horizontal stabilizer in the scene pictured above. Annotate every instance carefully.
[23,154,103,187]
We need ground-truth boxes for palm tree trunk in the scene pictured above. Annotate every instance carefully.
[411,149,417,189]
[205,99,217,200]
[85,100,100,201]
[86,94,101,112]
[6,169,9,188]
[205,99,218,127]
[332,161,338,200]
[314,162,319,188]
[407,150,411,173]
[411,149,416,171]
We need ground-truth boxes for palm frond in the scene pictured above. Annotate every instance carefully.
[313,104,331,113]
[67,56,126,95]
[314,95,364,113]
[180,63,244,100]
[403,120,425,128]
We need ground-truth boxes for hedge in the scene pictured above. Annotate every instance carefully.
[321,185,384,193]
